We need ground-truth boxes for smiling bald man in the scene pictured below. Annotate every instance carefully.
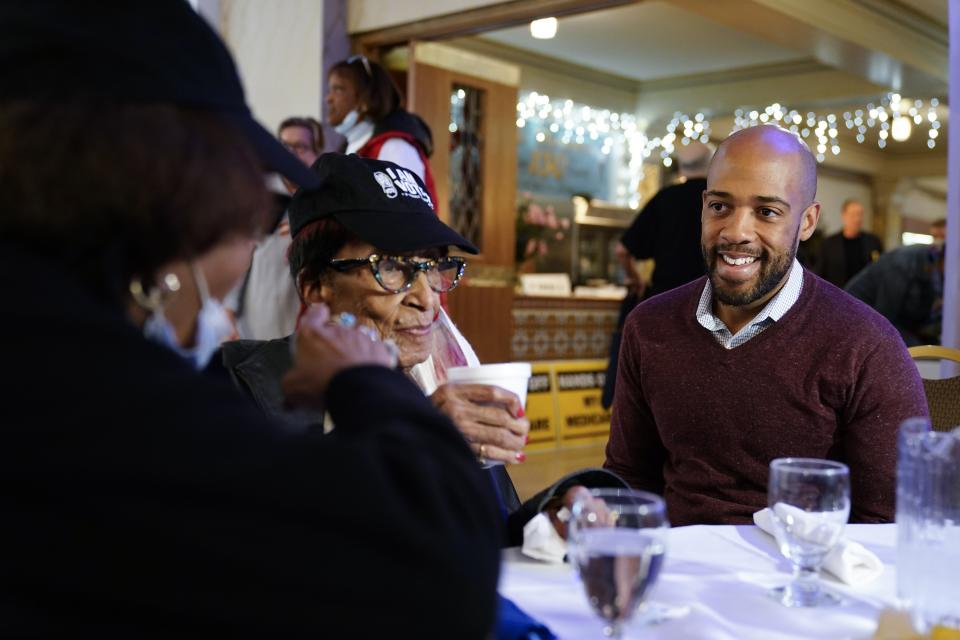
[604,125,928,526]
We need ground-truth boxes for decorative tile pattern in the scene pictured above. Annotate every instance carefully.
[511,297,620,361]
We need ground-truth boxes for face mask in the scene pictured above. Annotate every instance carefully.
[334,108,360,135]
[143,263,233,370]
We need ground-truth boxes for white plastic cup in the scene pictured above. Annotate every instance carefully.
[446,362,533,408]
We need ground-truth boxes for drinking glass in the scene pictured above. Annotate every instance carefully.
[767,458,850,607]
[567,489,669,638]
[896,419,960,633]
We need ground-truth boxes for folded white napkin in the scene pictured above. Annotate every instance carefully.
[521,512,567,563]
[753,507,883,586]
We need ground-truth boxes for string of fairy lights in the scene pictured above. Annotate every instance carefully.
[507,90,945,206]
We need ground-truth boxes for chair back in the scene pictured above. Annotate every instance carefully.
[908,345,960,433]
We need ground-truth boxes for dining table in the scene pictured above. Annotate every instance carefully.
[499,523,898,639]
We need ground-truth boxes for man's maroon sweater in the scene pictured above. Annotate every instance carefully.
[604,269,928,526]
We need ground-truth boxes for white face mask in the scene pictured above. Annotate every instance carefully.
[143,263,233,371]
[334,108,361,135]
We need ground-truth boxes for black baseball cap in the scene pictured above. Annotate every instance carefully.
[0,0,320,190]
[289,153,479,254]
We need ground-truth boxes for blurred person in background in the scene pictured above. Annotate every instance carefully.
[278,116,323,190]
[845,218,946,346]
[326,54,438,206]
[816,198,883,287]
[603,140,714,408]
[618,140,714,298]
[228,116,324,340]
[930,217,947,245]
[0,2,500,636]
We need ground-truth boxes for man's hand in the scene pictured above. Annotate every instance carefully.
[545,485,591,540]
[430,383,530,464]
[282,304,395,409]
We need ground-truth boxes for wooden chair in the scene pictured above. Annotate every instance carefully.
[908,345,960,433]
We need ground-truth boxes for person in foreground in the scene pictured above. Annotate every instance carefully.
[604,124,928,526]
[0,1,499,635]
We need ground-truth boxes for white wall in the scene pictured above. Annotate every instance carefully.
[348,0,504,33]
[218,0,324,135]
[814,174,874,237]
[894,180,947,223]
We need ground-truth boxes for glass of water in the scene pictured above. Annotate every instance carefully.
[896,419,960,633]
[568,489,669,638]
[767,458,850,607]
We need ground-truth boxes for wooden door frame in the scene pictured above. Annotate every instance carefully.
[353,0,638,56]
[409,59,518,267]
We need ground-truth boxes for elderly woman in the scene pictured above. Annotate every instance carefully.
[221,153,626,546]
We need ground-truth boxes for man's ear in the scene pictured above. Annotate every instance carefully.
[798,201,821,241]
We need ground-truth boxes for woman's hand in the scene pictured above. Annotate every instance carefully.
[282,304,395,409]
[430,383,531,464]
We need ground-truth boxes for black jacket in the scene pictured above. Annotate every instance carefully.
[816,231,883,288]
[374,108,434,157]
[621,178,707,296]
[219,339,525,540]
[2,245,500,637]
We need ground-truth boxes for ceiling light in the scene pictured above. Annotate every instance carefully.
[530,17,557,39]
[891,116,912,142]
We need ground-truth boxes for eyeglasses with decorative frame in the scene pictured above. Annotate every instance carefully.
[327,253,466,294]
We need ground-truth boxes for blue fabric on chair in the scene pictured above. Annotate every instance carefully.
[495,595,556,640]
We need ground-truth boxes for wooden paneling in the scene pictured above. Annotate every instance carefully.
[408,49,519,267]
[477,76,518,266]
[409,49,520,364]
[408,60,453,226]
[446,284,514,364]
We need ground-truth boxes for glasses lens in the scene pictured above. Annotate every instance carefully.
[428,258,464,292]
[376,256,411,292]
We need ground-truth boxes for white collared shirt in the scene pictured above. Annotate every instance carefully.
[696,258,804,349]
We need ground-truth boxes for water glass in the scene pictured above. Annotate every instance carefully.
[767,458,850,607]
[896,418,960,633]
[567,489,669,638]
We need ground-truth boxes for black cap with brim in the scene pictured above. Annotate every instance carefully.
[226,113,321,190]
[0,0,320,190]
[289,153,479,254]
[332,209,478,255]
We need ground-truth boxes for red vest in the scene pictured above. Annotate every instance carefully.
[358,132,439,214]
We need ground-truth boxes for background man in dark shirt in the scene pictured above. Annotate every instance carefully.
[816,198,883,287]
[604,141,714,407]
[619,140,714,297]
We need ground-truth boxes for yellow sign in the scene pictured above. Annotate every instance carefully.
[554,360,611,445]
[524,363,558,450]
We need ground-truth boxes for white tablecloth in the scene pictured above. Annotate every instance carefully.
[499,524,898,639]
